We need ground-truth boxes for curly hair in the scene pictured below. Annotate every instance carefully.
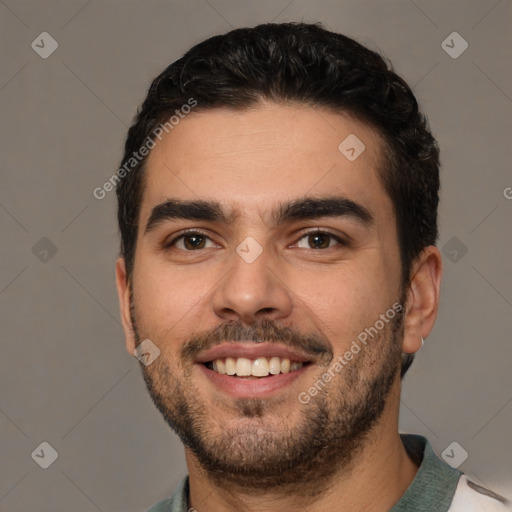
[116,22,440,377]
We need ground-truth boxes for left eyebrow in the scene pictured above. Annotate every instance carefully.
[273,196,374,229]
[144,195,374,234]
[144,199,234,234]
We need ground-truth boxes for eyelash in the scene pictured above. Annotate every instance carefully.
[162,228,347,251]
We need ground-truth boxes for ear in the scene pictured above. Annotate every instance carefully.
[402,246,442,354]
[115,257,137,355]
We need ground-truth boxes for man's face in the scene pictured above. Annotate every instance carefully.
[121,103,406,488]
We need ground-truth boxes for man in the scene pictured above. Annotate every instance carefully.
[114,22,510,511]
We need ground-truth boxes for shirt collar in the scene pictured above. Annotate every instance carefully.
[147,434,461,511]
[390,434,461,512]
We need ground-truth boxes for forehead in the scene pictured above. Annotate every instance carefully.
[140,103,393,227]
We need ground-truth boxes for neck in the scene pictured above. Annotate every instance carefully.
[185,386,419,512]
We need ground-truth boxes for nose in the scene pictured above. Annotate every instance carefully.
[211,242,293,325]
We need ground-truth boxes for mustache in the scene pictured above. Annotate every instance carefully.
[181,318,333,364]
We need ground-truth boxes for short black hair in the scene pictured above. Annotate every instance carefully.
[116,22,440,377]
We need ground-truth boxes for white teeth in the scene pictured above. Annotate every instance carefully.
[209,356,304,377]
[252,357,270,376]
[268,356,281,375]
[216,359,226,374]
[225,357,236,375]
[235,357,252,376]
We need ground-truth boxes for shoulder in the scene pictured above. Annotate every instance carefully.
[448,475,511,512]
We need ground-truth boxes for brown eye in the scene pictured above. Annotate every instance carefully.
[182,234,206,250]
[296,231,343,250]
[165,231,217,251]
[309,233,331,249]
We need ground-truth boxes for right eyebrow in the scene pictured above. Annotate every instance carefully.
[144,199,235,234]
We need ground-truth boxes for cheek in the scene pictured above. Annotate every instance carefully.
[132,262,212,340]
[290,261,395,349]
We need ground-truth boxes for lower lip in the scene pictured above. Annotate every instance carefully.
[196,363,309,398]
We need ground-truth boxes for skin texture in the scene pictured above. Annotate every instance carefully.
[116,102,442,512]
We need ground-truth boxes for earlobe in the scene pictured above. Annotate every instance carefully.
[115,257,137,355]
[402,246,442,354]
[403,336,424,355]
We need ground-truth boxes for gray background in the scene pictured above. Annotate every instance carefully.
[1,0,511,510]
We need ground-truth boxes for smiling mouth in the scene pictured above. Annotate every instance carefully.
[204,356,311,378]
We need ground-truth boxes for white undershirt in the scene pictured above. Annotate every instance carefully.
[448,475,511,511]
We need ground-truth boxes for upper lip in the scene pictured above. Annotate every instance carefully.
[194,342,315,364]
